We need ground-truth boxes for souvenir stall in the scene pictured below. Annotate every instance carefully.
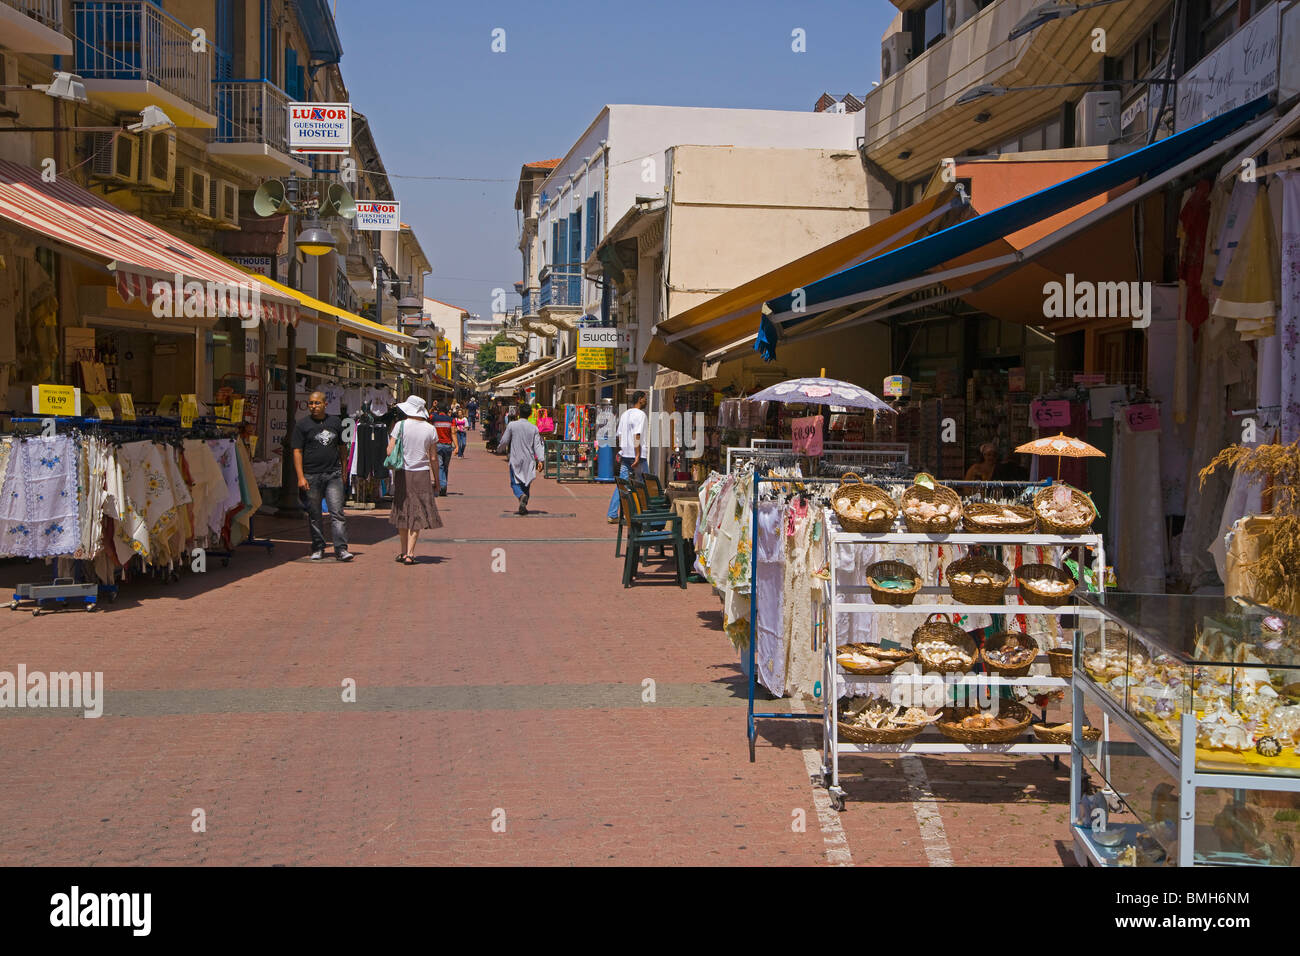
[0,415,264,614]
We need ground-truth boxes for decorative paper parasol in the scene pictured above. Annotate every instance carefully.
[1015,432,1106,479]
[745,376,896,413]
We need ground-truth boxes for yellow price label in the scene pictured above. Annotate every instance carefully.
[157,394,177,417]
[116,393,136,421]
[214,405,231,422]
[180,394,198,429]
[32,384,80,416]
[231,397,245,422]
[85,393,114,421]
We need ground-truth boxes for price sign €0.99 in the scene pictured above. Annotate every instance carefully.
[791,415,823,456]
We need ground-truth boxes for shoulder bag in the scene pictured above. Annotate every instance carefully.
[384,420,406,471]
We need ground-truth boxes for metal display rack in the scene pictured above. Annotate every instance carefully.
[544,439,595,482]
[817,517,1106,810]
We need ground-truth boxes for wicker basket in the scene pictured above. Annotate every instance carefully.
[836,643,914,675]
[1047,647,1074,678]
[837,720,927,745]
[1032,722,1102,744]
[936,701,1033,744]
[831,473,898,533]
[912,615,978,674]
[980,630,1039,678]
[946,553,1012,605]
[866,560,922,606]
[963,502,1036,534]
[900,476,962,533]
[1033,484,1098,534]
[1016,563,1078,606]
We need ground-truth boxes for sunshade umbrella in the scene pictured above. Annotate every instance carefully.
[745,376,896,413]
[1015,432,1106,479]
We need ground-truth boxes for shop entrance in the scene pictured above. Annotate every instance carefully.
[87,323,197,403]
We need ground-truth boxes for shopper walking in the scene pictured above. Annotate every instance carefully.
[453,405,469,457]
[387,395,443,565]
[431,400,455,496]
[467,397,479,430]
[606,390,649,523]
[497,400,546,516]
[291,390,353,561]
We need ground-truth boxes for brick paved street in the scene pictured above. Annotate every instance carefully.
[0,439,1076,866]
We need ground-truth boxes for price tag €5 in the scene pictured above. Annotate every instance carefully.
[180,394,198,429]
[85,393,114,420]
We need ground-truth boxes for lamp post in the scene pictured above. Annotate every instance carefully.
[276,176,304,516]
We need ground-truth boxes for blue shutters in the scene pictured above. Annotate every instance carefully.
[568,210,581,265]
[285,47,301,99]
[584,193,600,260]
[551,220,560,267]
[555,218,567,268]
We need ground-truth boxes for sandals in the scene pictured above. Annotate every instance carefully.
[395,553,407,563]
[402,555,416,566]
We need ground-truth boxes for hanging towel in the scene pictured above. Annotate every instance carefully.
[0,435,80,558]
[1207,180,1257,303]
[1213,188,1279,339]
[1280,171,1300,445]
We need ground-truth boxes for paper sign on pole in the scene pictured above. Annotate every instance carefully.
[115,393,136,421]
[287,102,352,154]
[355,201,401,231]
[792,415,823,456]
[180,394,198,429]
[85,393,114,420]
[31,384,81,416]
[1030,400,1071,429]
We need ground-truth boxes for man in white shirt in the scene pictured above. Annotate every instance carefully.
[607,390,649,522]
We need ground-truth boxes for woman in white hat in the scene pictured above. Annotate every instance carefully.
[387,395,442,564]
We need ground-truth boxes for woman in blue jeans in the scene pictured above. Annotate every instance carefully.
[453,405,469,457]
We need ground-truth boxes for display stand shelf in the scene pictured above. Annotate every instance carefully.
[820,510,1105,810]
[1069,593,1300,868]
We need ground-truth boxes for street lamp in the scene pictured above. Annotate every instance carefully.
[294,223,336,256]
[1008,0,1126,41]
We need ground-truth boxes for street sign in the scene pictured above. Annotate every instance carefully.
[577,328,632,350]
[287,102,353,153]
[355,200,401,231]
[496,346,518,364]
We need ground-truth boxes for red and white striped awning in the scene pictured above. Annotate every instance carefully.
[0,159,297,326]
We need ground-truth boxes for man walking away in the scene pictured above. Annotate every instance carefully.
[292,390,353,561]
[497,401,546,515]
[431,400,455,496]
[606,390,649,523]
[467,397,479,430]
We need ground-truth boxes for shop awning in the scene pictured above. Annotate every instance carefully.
[252,273,415,345]
[480,358,548,390]
[644,187,962,378]
[756,96,1277,361]
[0,159,297,326]
[512,353,576,387]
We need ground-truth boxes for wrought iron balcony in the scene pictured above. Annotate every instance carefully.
[539,266,582,309]
[72,0,212,114]
[4,0,62,31]
[213,79,291,151]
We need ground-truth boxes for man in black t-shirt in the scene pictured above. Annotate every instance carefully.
[291,391,353,562]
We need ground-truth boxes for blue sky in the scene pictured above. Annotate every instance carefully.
[332,0,898,320]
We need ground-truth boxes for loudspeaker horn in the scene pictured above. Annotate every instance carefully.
[252,179,290,217]
[319,183,356,220]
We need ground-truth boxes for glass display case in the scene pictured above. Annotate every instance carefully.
[1071,593,1300,867]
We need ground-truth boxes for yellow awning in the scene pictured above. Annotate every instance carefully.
[249,273,416,346]
[644,187,960,378]
[480,358,548,389]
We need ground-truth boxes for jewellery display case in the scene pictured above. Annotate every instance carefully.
[1071,593,1300,867]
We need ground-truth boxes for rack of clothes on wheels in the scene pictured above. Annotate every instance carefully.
[344,403,398,504]
[1,415,264,613]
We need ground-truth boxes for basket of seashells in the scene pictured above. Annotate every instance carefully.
[865,560,922,606]
[936,700,1033,744]
[980,630,1039,677]
[962,501,1036,534]
[1015,563,1077,605]
[945,553,1012,605]
[1032,721,1102,744]
[838,695,939,744]
[900,474,962,533]
[835,642,915,675]
[831,473,898,533]
[912,614,978,674]
[1032,483,1097,534]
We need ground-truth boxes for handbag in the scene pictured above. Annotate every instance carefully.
[538,413,555,435]
[383,421,405,471]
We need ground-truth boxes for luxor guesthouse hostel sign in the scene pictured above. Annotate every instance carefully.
[287,102,353,154]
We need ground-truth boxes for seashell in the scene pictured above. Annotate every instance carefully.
[836,497,850,511]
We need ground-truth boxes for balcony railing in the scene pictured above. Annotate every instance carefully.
[213,79,290,151]
[520,290,537,316]
[539,266,582,308]
[4,0,63,30]
[72,0,211,112]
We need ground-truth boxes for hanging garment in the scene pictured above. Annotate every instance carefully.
[1207,180,1257,303]
[206,439,244,535]
[1213,188,1279,339]
[1110,413,1167,593]
[0,435,80,558]
[1179,178,1214,334]
[1280,172,1300,445]
[782,502,822,700]
[159,445,193,564]
[754,500,786,696]
[107,443,148,565]
[77,436,112,561]
[228,439,263,548]
[182,439,226,542]
[116,442,182,566]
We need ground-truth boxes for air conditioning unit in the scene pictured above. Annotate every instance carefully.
[1074,90,1122,147]
[170,167,212,218]
[89,132,140,185]
[0,54,17,113]
[138,129,176,191]
[210,179,240,228]
[881,32,913,81]
[945,0,979,31]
